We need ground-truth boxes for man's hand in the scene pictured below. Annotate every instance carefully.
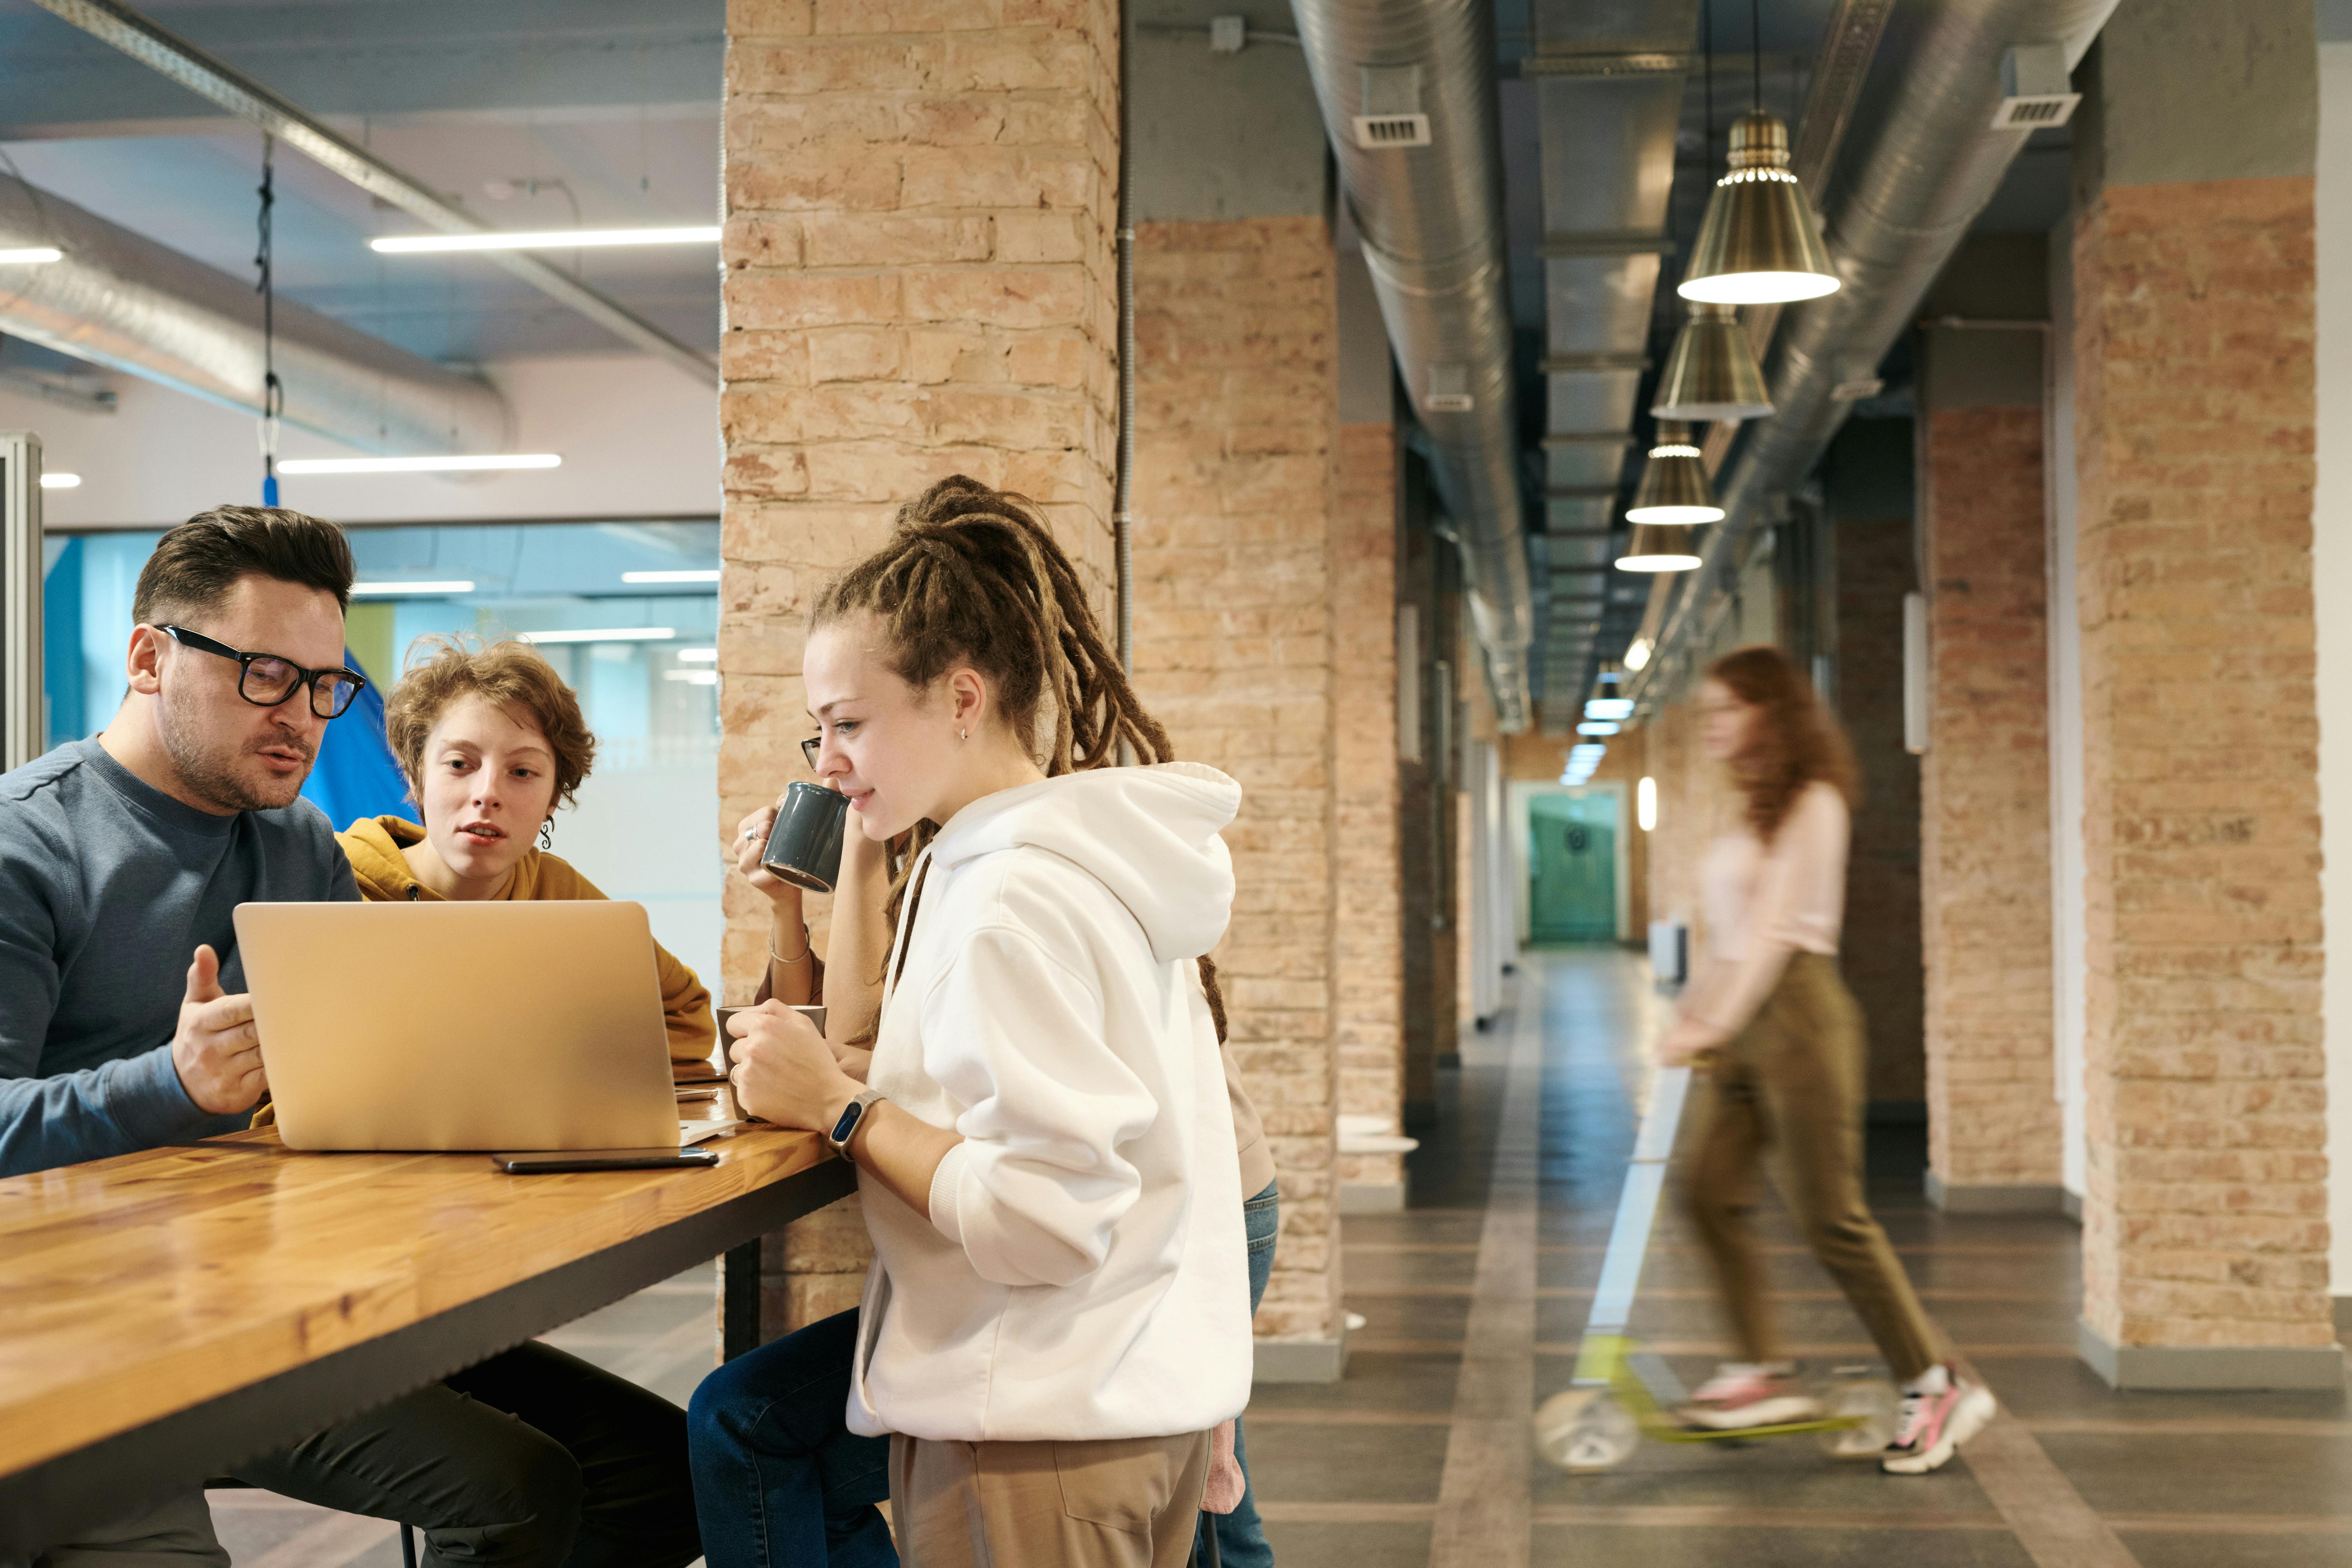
[728,1002,858,1132]
[172,944,267,1114]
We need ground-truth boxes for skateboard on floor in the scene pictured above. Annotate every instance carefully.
[1530,1065,1897,1472]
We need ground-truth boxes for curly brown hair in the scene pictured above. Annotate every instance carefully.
[383,636,598,812]
[811,474,1227,1038]
[1706,644,1860,843]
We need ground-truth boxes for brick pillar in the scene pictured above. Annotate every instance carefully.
[1130,216,1346,1379]
[718,0,1120,1339]
[2071,0,2336,1387]
[1918,302,2060,1210]
[1333,421,1406,1209]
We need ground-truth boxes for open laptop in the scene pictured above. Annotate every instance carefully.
[235,900,739,1152]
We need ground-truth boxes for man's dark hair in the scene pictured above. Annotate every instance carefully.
[131,505,356,627]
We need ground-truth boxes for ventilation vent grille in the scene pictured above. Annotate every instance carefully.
[1353,112,1432,149]
[1991,92,2078,129]
[1425,362,1473,413]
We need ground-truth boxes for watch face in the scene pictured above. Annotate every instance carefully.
[829,1099,863,1146]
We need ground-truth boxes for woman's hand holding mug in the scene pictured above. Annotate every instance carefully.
[726,1001,858,1132]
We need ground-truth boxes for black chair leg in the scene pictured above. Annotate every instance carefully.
[400,1523,418,1568]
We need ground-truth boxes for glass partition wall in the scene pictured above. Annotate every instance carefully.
[40,518,726,988]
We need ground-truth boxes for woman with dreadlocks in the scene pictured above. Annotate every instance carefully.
[697,477,1252,1567]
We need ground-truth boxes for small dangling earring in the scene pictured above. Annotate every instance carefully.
[538,818,553,851]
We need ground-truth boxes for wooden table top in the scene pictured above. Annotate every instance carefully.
[0,1113,833,1483]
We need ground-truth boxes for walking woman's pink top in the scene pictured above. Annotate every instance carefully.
[1687,779,1849,1037]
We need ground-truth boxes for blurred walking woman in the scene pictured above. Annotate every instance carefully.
[1659,646,1994,1476]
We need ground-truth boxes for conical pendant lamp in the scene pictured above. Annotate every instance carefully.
[1678,109,1839,305]
[1652,301,1773,421]
[1616,523,1704,573]
[1625,423,1723,525]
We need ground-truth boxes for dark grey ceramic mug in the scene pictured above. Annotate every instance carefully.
[760,781,850,893]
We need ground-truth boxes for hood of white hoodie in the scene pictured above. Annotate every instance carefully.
[927,762,1240,963]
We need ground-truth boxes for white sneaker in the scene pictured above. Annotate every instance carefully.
[1677,1362,1823,1431]
[1880,1370,1996,1474]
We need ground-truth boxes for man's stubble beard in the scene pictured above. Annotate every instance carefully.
[155,681,314,813]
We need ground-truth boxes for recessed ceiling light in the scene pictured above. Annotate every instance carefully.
[38,472,80,489]
[515,627,676,644]
[622,570,721,584]
[370,226,722,254]
[278,454,561,475]
[0,248,63,265]
[352,580,475,596]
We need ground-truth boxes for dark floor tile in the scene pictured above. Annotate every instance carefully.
[1343,1210,1488,1247]
[1530,1523,2035,1566]
[1245,1419,1451,1503]
[1529,1419,1999,1514]
[1343,1247,1481,1290]
[1348,1292,1472,1343]
[2038,1431,2352,1519]
[1259,1519,1433,1568]
[1250,1351,1463,1414]
[2122,1528,2352,1568]
[1973,1353,2352,1424]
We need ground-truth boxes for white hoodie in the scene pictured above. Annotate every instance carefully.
[844,762,1253,1443]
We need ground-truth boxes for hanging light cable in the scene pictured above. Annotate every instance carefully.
[1652,2,1775,421]
[253,134,283,508]
[1677,0,1839,306]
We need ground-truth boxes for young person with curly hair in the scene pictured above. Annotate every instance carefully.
[697,476,1254,1567]
[1659,646,1992,1475]
[236,636,713,1565]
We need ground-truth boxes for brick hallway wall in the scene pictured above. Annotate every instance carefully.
[1921,405,2060,1192]
[719,0,1120,1334]
[1130,215,1343,1350]
[2074,174,2330,1355]
[1332,424,1405,1190]
[1835,513,1926,1107]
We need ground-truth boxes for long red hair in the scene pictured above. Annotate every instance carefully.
[1706,645,1860,843]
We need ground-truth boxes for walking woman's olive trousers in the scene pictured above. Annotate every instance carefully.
[1682,953,1944,1383]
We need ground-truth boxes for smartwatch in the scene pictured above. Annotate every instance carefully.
[827,1089,885,1163]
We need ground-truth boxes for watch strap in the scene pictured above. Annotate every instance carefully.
[828,1088,885,1162]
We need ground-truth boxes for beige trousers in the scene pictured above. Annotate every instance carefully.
[889,1430,1211,1568]
[30,1493,226,1568]
[1683,953,1945,1383]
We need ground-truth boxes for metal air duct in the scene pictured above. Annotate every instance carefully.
[0,173,508,457]
[1637,0,2120,701]
[1288,0,1534,731]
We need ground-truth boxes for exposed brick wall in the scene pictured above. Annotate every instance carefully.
[1332,424,1405,1191]
[1641,699,1736,967]
[1129,216,1343,1347]
[719,0,1120,1334]
[1921,406,2059,1185]
[1835,513,1926,1107]
[2074,175,2329,1350]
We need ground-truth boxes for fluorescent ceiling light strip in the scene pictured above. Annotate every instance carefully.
[353,580,474,596]
[0,247,62,265]
[677,648,719,662]
[516,627,676,644]
[663,669,719,685]
[278,454,561,475]
[622,569,721,584]
[370,226,722,254]
[38,472,80,489]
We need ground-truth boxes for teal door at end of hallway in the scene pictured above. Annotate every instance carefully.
[1528,791,1617,944]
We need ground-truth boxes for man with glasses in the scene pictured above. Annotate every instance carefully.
[0,505,362,1565]
[2,508,703,1567]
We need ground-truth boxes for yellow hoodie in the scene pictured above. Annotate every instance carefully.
[338,815,717,1065]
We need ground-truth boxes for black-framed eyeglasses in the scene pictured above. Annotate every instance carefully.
[800,735,822,770]
[161,625,368,719]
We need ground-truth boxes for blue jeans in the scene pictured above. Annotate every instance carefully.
[686,1181,1281,1568]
